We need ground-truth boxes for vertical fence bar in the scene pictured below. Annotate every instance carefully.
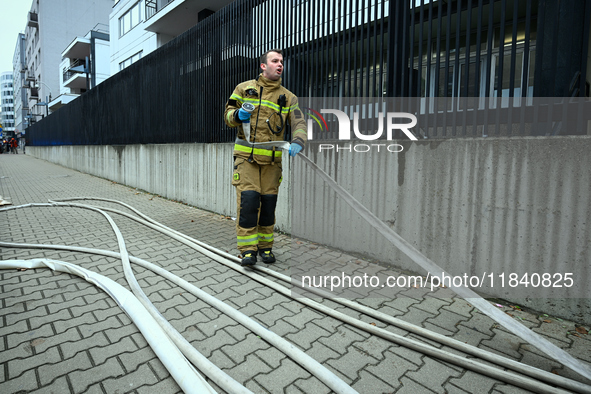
[388,0,398,100]
[452,0,461,136]
[484,0,494,98]
[424,0,433,136]
[349,0,359,97]
[473,0,484,136]
[508,0,519,100]
[371,0,376,97]
[320,0,325,97]
[441,0,452,137]
[400,0,409,100]
[494,0,507,136]
[310,0,315,97]
[408,0,415,99]
[434,0,443,134]
[417,0,424,98]
[461,0,472,137]
[365,0,371,99]
[519,0,533,136]
[426,0,434,97]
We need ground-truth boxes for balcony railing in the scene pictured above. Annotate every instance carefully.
[27,12,38,28]
[63,70,83,83]
[145,0,174,20]
[63,58,88,83]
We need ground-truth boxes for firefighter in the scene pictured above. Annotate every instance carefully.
[224,49,307,266]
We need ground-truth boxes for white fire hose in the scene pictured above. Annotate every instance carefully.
[2,147,591,392]
[3,195,591,393]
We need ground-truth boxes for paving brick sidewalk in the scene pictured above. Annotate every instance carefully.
[1,154,590,394]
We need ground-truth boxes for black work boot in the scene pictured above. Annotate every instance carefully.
[258,249,276,264]
[240,250,257,266]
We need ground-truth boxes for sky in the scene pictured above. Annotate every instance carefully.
[0,0,33,73]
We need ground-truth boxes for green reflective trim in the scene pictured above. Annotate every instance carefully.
[231,94,294,113]
[237,239,259,246]
[230,94,243,104]
[237,235,258,241]
[258,233,274,241]
[237,235,259,246]
[234,144,282,157]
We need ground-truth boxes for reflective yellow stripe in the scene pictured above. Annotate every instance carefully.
[232,94,294,113]
[230,93,243,104]
[258,233,274,242]
[237,240,259,246]
[234,144,282,157]
[237,235,259,246]
[237,235,258,240]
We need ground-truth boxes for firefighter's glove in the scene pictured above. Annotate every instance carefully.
[237,108,252,123]
[289,143,303,157]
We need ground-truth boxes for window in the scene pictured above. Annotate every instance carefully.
[119,2,142,37]
[119,51,143,71]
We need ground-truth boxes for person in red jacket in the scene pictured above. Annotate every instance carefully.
[10,138,18,154]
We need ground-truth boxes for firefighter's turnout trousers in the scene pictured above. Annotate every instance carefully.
[232,156,282,253]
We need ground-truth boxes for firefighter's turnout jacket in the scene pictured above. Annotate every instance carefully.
[224,74,307,254]
[224,74,307,163]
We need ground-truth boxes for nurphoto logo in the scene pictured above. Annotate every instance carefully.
[304,104,418,153]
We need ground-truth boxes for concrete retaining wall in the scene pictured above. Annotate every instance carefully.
[28,137,591,323]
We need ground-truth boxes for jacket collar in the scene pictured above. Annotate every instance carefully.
[257,73,282,89]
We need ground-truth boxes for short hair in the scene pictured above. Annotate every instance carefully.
[260,49,283,65]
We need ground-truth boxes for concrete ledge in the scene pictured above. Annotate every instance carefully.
[28,137,591,323]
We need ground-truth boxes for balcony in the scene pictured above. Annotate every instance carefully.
[63,73,87,90]
[27,12,38,28]
[144,0,232,37]
[62,37,91,60]
[30,87,39,99]
[63,59,89,90]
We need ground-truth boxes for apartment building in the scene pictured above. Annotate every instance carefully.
[52,26,110,111]
[22,0,112,122]
[12,33,27,137]
[110,0,232,75]
[0,72,15,140]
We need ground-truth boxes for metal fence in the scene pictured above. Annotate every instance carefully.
[27,0,591,146]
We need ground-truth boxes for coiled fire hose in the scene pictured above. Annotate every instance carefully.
[0,201,357,394]
[1,194,590,393]
[2,147,591,392]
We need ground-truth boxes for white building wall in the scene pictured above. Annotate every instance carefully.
[110,0,158,75]
[58,58,70,96]
[94,39,111,85]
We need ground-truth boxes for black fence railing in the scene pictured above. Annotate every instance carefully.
[27,0,591,146]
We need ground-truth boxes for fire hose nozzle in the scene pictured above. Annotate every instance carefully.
[242,103,255,114]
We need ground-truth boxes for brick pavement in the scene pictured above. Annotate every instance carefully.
[1,153,590,393]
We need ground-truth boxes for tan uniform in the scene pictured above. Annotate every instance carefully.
[224,74,307,253]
